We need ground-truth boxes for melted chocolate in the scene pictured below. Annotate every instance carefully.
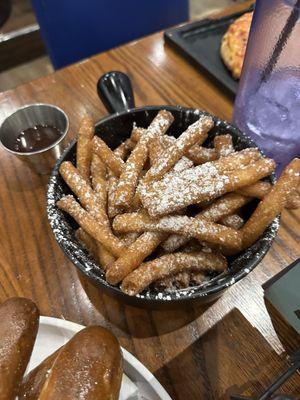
[13,125,63,153]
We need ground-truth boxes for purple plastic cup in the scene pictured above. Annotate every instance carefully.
[233,0,300,175]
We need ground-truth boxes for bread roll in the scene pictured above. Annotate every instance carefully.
[38,326,123,400]
[0,297,39,400]
[19,348,61,400]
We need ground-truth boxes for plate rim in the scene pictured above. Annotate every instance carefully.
[39,316,172,400]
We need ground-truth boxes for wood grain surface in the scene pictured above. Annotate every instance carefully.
[0,1,300,398]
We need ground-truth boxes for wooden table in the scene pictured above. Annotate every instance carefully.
[1,2,299,398]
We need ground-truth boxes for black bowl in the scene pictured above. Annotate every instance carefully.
[47,105,279,308]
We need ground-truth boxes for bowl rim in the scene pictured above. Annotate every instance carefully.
[47,105,280,304]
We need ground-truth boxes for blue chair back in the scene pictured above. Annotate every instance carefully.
[31,0,189,69]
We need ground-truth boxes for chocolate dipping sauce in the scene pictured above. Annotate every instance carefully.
[13,125,63,153]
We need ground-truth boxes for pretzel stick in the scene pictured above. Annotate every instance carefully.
[106,232,167,284]
[76,228,115,270]
[214,134,234,157]
[113,212,242,251]
[90,154,107,208]
[220,214,244,230]
[92,136,124,177]
[141,157,275,217]
[76,116,94,182]
[141,115,214,186]
[57,195,125,257]
[241,158,300,249]
[121,251,227,296]
[237,180,300,210]
[162,192,251,252]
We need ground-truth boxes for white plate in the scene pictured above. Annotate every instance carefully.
[27,316,172,400]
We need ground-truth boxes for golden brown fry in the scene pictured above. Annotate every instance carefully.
[90,153,107,208]
[199,192,251,221]
[92,136,124,177]
[237,180,271,199]
[141,115,214,186]
[133,124,218,166]
[76,116,94,182]
[106,142,135,217]
[76,228,115,270]
[114,138,148,208]
[130,111,172,144]
[141,156,275,217]
[121,251,227,295]
[162,192,251,252]
[106,231,166,285]
[57,195,125,257]
[113,111,174,208]
[214,134,234,157]
[120,232,140,245]
[107,172,120,218]
[241,158,300,249]
[76,228,99,261]
[186,146,218,165]
[114,138,135,159]
[220,214,244,230]
[130,125,147,142]
[113,211,242,251]
[288,191,300,209]
[237,180,300,210]
[149,136,166,165]
[59,161,109,224]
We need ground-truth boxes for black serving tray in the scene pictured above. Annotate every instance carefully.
[164,4,254,96]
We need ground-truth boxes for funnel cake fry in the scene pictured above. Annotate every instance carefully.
[121,251,227,296]
[241,158,300,249]
[214,134,234,157]
[92,136,124,177]
[141,157,275,217]
[76,116,94,182]
[141,115,214,186]
[76,228,115,270]
[113,212,242,251]
[57,195,125,257]
[162,192,251,252]
[106,231,167,285]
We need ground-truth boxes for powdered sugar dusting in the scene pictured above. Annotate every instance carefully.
[47,109,280,303]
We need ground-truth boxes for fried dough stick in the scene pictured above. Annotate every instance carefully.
[121,251,227,296]
[57,195,125,257]
[141,115,214,186]
[241,158,300,249]
[76,116,94,182]
[162,192,251,252]
[113,212,242,251]
[106,232,167,285]
[141,157,275,217]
